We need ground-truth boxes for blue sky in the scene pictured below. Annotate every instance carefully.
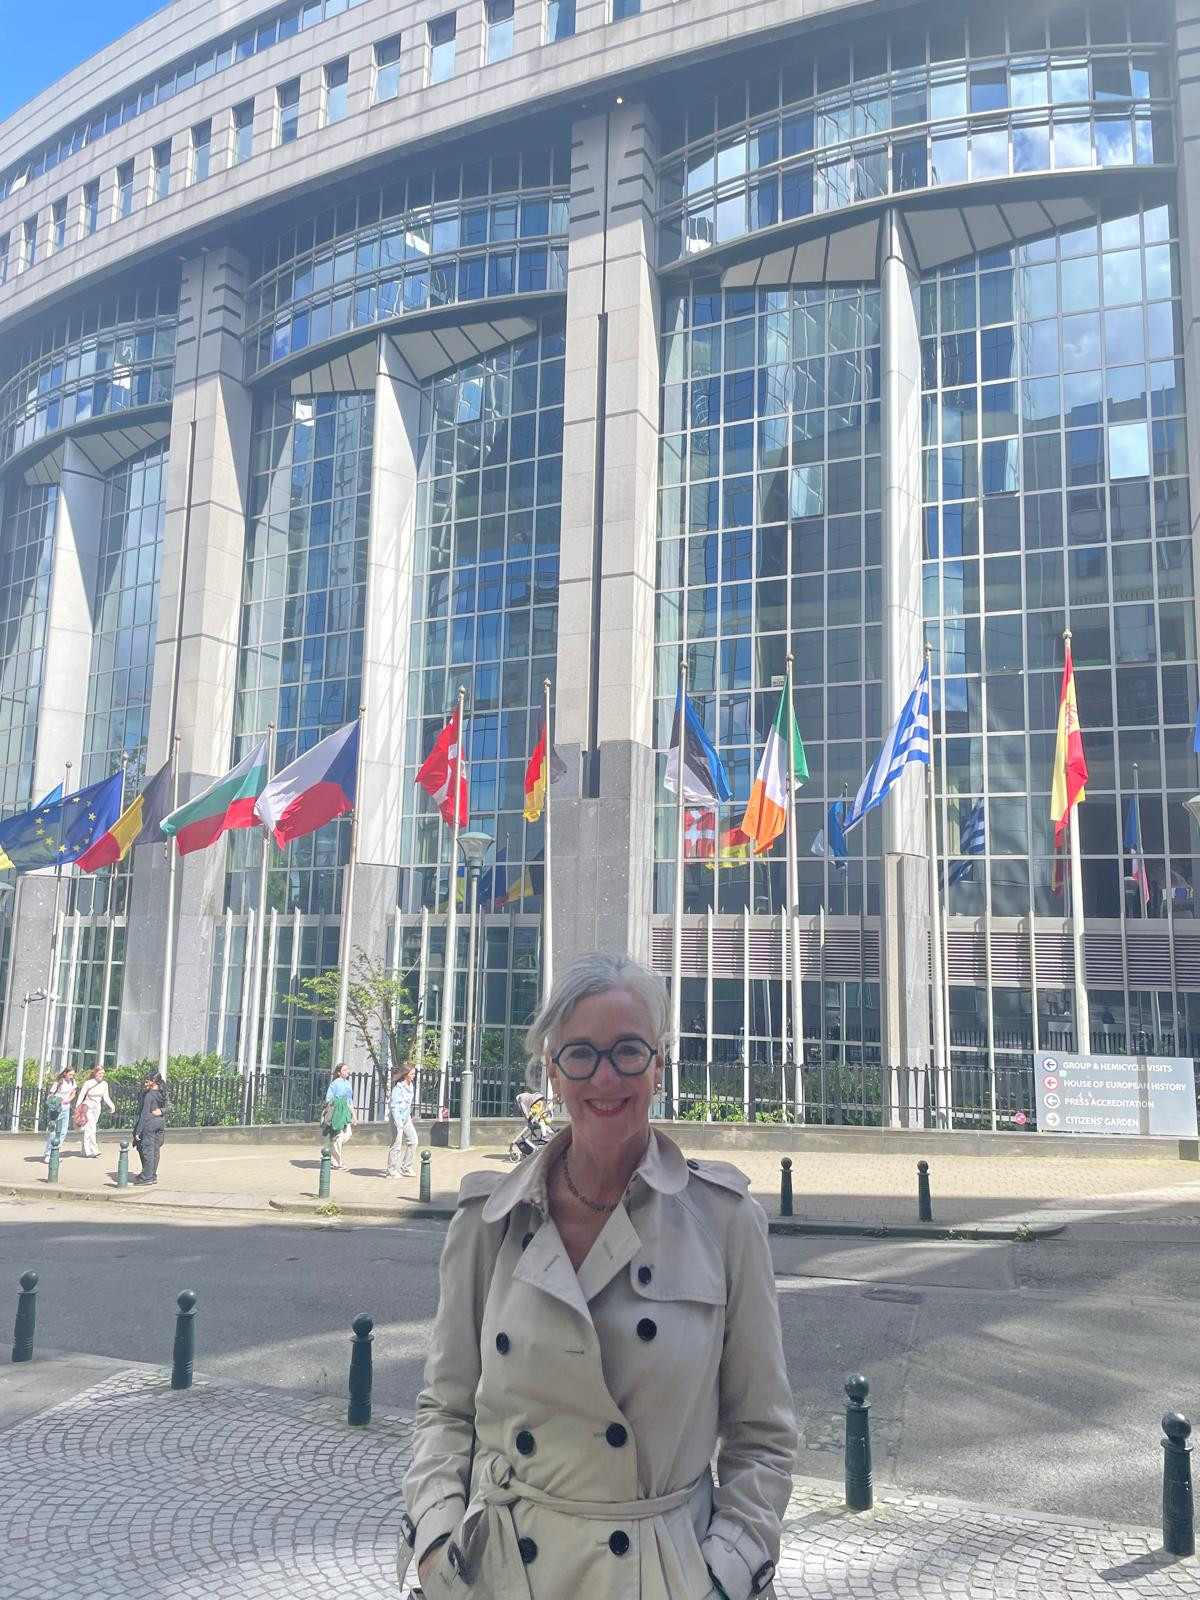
[0,3,164,123]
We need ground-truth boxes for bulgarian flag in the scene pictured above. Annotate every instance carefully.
[254,720,359,847]
[162,738,269,855]
[77,758,174,872]
[740,667,808,855]
[1050,641,1088,848]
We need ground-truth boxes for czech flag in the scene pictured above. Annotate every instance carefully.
[254,720,360,847]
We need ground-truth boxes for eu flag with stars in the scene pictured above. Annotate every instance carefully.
[0,773,124,874]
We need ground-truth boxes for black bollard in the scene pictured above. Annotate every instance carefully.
[318,1145,332,1200]
[1162,1412,1195,1558]
[117,1141,129,1189]
[844,1374,873,1512]
[11,1271,38,1363]
[780,1157,794,1218]
[171,1291,197,1390]
[47,1139,61,1184]
[917,1160,932,1223]
[419,1148,431,1204]
[348,1313,374,1426]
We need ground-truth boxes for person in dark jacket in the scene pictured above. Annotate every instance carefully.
[133,1073,168,1184]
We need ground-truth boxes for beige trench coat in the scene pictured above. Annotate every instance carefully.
[399,1128,797,1600]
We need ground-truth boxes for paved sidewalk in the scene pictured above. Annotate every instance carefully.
[0,1357,1192,1598]
[3,1128,1200,1233]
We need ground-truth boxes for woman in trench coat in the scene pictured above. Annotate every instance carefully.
[400,954,797,1600]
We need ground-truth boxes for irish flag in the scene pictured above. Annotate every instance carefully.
[1050,641,1088,847]
[741,667,808,855]
[162,738,269,855]
[254,720,360,847]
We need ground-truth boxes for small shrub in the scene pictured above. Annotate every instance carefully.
[315,1201,340,1218]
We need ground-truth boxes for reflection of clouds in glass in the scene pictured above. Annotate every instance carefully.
[1061,313,1101,369]
[1052,120,1093,169]
[1109,421,1149,480]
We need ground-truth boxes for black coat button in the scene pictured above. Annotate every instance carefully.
[636,1318,657,1342]
[637,1265,652,1284]
[515,1429,536,1456]
[609,1530,630,1556]
[495,1332,510,1354]
[518,1537,538,1564]
[686,1159,699,1170]
[522,1231,534,1250]
[605,1422,628,1448]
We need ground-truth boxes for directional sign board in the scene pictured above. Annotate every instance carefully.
[1035,1053,1198,1137]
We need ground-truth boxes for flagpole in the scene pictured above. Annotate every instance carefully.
[1119,768,1133,1053]
[925,646,948,1130]
[1060,629,1091,1053]
[35,758,72,1119]
[1134,762,1162,1049]
[937,639,953,1121]
[157,735,182,1080]
[283,904,300,1117]
[741,907,751,1120]
[217,907,233,1062]
[96,889,116,1069]
[670,658,687,1118]
[333,707,366,1066]
[416,902,430,1112]
[542,676,554,1007]
[784,655,804,1123]
[436,685,467,1115]
[245,724,275,1113]
[704,904,713,1119]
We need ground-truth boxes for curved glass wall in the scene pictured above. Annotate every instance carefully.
[0,286,178,466]
[398,314,564,1102]
[244,149,571,379]
[656,9,1172,266]
[0,480,56,812]
[655,282,884,1062]
[922,200,1194,1064]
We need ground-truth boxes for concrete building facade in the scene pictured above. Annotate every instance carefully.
[1,0,1198,1124]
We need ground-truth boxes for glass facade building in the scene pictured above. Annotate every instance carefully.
[0,0,1198,1129]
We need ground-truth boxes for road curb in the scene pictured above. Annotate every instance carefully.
[768,1217,1066,1240]
[267,1196,459,1221]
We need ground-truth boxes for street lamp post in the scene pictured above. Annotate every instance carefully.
[456,830,493,1151]
[12,989,46,1133]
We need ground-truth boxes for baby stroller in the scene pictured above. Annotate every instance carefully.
[509,1091,555,1161]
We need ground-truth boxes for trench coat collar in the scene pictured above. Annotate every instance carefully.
[480,1124,690,1224]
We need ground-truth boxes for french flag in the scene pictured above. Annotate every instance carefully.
[254,720,360,847]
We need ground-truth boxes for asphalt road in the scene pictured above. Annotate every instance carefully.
[2,1198,1196,1527]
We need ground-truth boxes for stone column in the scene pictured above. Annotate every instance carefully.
[879,210,930,1128]
[118,246,252,1064]
[1175,2,1200,724]
[554,103,660,971]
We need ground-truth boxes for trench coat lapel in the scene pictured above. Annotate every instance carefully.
[575,1203,641,1304]
[513,1219,593,1322]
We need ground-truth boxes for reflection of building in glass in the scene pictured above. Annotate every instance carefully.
[0,0,1197,1129]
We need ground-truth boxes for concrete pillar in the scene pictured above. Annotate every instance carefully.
[879,210,930,1128]
[554,103,660,971]
[119,246,252,1064]
[1175,2,1200,688]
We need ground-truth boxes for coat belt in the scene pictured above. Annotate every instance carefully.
[476,1454,708,1520]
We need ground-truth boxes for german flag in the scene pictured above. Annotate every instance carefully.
[523,728,566,823]
[77,759,173,873]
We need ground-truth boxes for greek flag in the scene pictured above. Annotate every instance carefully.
[843,662,931,833]
[948,798,986,886]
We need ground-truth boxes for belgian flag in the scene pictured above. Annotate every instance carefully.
[77,759,173,873]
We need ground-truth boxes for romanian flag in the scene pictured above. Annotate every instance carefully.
[523,727,566,823]
[162,738,269,855]
[1050,641,1088,848]
[740,666,808,855]
[416,707,469,827]
[77,759,173,872]
[254,720,359,847]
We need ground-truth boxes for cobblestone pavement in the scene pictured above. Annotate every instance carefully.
[1,1367,1193,1599]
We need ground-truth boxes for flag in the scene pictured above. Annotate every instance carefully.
[684,808,717,860]
[254,720,359,847]
[523,728,566,823]
[665,683,732,805]
[947,798,986,887]
[843,662,931,834]
[76,759,174,873]
[0,773,123,873]
[1123,795,1149,908]
[809,800,849,868]
[703,824,751,870]
[416,707,468,827]
[161,738,269,855]
[741,666,808,854]
[479,845,509,909]
[1193,701,1200,754]
[1050,642,1088,848]
[0,783,62,857]
[504,850,545,905]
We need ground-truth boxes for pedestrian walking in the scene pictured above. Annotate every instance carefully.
[42,1067,77,1163]
[385,1064,418,1179]
[132,1072,168,1185]
[73,1065,116,1157]
[401,954,797,1600]
[323,1062,355,1168]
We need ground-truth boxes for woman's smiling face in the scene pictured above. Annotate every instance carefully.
[547,987,661,1154]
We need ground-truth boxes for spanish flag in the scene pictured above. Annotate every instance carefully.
[77,759,173,872]
[523,728,566,823]
[1050,640,1088,848]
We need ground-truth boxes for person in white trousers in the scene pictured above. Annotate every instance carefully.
[385,1064,418,1179]
[75,1065,116,1158]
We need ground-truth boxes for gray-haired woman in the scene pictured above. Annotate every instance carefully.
[400,954,796,1599]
